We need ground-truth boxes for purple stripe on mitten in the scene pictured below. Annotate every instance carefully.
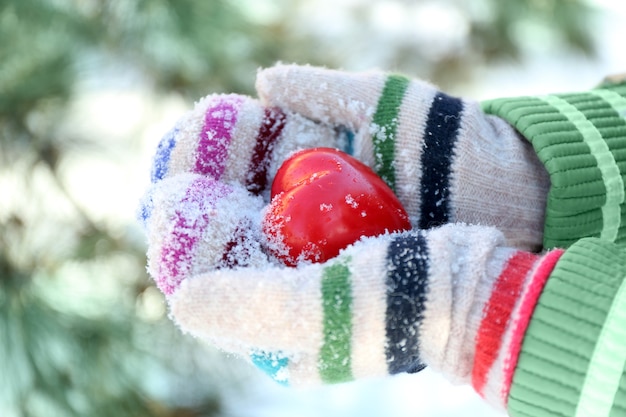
[195,95,245,178]
[156,176,233,294]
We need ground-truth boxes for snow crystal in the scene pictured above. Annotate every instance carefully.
[320,203,333,212]
[344,194,359,208]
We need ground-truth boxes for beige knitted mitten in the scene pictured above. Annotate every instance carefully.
[256,64,551,250]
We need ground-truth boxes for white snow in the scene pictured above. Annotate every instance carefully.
[345,194,359,208]
[227,369,505,417]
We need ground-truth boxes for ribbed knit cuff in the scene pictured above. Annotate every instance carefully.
[482,82,626,249]
[506,238,626,417]
[471,248,564,409]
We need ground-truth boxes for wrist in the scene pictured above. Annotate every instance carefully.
[506,239,626,417]
[471,248,563,408]
[414,224,565,410]
[482,81,626,249]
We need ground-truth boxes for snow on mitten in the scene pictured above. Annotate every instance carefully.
[140,173,268,295]
[167,223,565,413]
[150,93,336,196]
[256,64,551,251]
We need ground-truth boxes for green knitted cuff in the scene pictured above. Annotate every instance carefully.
[482,82,626,249]
[506,238,626,417]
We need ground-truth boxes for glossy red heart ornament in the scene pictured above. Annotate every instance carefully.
[263,147,411,266]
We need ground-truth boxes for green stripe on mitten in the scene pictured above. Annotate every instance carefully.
[257,64,551,251]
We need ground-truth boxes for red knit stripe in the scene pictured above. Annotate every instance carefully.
[221,108,286,264]
[220,221,252,268]
[245,107,286,194]
[501,249,564,401]
[472,251,538,396]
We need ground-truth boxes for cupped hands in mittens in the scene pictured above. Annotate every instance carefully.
[256,64,551,251]
[138,67,554,392]
[138,67,626,417]
[139,66,558,413]
[140,93,339,293]
[140,167,565,413]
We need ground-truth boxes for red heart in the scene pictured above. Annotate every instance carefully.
[263,147,411,266]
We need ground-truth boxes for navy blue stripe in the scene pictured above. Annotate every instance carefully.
[385,232,429,374]
[418,93,463,229]
[151,126,179,183]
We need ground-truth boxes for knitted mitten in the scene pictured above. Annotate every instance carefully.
[140,173,557,404]
[142,172,626,417]
[140,174,268,295]
[148,93,336,195]
[147,171,563,410]
[256,64,551,251]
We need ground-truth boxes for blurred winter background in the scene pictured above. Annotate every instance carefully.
[1,0,625,416]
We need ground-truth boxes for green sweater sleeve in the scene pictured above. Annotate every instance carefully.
[483,81,626,416]
[507,237,626,417]
[482,81,626,250]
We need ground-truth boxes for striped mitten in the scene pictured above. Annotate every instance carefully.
[256,64,551,251]
[163,217,566,412]
[140,173,268,295]
[140,93,339,293]
[148,93,336,195]
[141,171,626,416]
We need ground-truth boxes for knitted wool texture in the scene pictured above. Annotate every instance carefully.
[138,71,561,412]
[166,217,563,410]
[483,80,626,250]
[482,81,626,417]
[506,238,626,417]
[148,94,337,195]
[256,65,551,251]
[141,68,626,417]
